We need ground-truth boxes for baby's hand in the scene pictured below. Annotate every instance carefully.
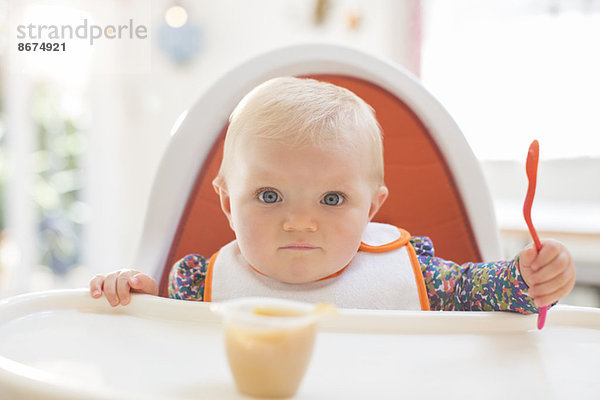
[518,239,576,308]
[89,269,158,306]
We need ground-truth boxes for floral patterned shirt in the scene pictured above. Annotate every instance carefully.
[168,236,537,314]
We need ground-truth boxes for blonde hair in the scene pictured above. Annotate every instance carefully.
[218,77,384,186]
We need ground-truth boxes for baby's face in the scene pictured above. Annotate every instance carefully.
[219,137,387,284]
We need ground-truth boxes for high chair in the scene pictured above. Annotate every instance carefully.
[134,44,502,297]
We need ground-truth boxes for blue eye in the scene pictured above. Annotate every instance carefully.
[258,189,281,204]
[321,192,344,206]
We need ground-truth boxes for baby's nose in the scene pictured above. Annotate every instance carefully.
[282,210,318,232]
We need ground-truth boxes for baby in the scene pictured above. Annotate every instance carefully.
[90,77,575,312]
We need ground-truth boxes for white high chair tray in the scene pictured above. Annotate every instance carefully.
[0,290,599,400]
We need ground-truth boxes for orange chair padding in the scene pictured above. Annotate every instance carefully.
[158,75,480,297]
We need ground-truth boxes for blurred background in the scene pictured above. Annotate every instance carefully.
[0,0,598,306]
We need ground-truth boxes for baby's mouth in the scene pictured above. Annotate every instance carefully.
[279,243,320,251]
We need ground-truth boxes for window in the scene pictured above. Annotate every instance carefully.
[421,0,600,160]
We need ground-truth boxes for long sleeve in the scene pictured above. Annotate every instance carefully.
[168,254,209,301]
[411,237,537,314]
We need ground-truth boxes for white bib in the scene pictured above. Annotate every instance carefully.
[207,222,428,310]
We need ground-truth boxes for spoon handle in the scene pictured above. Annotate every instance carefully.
[523,140,546,329]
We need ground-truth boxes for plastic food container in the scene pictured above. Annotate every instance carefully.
[212,297,319,398]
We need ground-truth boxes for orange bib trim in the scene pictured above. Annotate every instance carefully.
[204,251,218,302]
[358,227,411,252]
[406,243,431,311]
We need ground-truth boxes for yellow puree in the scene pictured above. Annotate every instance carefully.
[225,308,317,398]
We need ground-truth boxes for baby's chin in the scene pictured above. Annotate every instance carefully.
[266,263,344,284]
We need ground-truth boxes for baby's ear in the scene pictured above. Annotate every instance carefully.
[368,185,389,221]
[212,176,224,195]
[212,177,234,229]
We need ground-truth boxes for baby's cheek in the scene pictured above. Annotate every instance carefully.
[329,235,361,267]
[239,228,274,262]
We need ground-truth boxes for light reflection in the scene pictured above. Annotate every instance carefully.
[165,5,188,28]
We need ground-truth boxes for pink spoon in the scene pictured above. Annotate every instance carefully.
[523,140,546,329]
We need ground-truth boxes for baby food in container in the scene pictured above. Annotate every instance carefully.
[212,297,324,398]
